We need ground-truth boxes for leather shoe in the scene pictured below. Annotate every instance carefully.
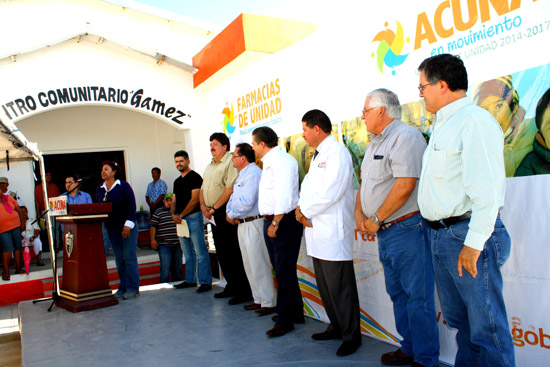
[312,330,340,340]
[255,307,276,316]
[381,349,414,365]
[336,340,361,357]
[196,284,212,293]
[266,323,294,337]
[244,303,261,311]
[173,281,196,289]
[228,296,253,305]
[214,289,233,298]
[271,315,305,324]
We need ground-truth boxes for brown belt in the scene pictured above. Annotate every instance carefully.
[379,211,420,231]
[237,215,263,224]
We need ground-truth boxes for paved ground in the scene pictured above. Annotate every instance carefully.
[17,283,412,367]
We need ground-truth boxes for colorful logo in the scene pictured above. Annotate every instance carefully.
[221,103,236,136]
[371,21,410,76]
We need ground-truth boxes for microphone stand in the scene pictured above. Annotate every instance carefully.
[32,179,83,311]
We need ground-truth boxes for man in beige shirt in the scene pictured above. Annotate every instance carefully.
[199,132,252,305]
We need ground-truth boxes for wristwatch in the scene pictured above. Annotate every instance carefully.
[271,220,279,227]
[371,214,383,226]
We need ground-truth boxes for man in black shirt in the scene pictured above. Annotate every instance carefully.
[171,150,212,293]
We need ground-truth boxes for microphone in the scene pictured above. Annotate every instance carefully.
[77,176,92,183]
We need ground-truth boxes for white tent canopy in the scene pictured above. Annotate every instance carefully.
[0,118,40,167]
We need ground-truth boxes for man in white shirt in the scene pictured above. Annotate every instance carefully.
[226,143,276,315]
[252,126,304,338]
[355,91,439,367]
[417,53,515,367]
[297,109,361,357]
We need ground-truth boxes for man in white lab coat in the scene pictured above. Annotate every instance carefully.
[296,109,361,357]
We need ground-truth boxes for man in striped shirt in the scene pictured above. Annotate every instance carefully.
[150,193,182,283]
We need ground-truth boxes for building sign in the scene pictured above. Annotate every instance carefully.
[1,86,190,127]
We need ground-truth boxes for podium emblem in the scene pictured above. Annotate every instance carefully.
[65,231,74,258]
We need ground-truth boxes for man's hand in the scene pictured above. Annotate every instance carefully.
[295,206,312,228]
[172,214,182,224]
[457,245,482,278]
[226,215,238,225]
[267,224,278,238]
[364,217,380,235]
[150,239,159,250]
[355,211,369,234]
[121,226,131,239]
[201,204,212,220]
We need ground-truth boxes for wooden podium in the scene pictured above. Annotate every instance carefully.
[55,203,119,312]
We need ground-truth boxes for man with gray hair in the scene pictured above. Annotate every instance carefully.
[355,89,439,367]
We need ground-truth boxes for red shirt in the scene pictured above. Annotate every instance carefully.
[34,183,61,212]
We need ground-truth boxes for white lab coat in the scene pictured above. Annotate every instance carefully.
[298,135,355,261]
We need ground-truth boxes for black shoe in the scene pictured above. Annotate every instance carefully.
[381,349,414,365]
[173,281,197,289]
[272,315,305,324]
[312,330,340,341]
[214,290,233,298]
[228,296,253,305]
[336,340,361,357]
[266,323,294,337]
[196,284,212,293]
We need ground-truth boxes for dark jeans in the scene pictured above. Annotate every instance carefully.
[263,212,304,325]
[158,244,182,283]
[211,204,251,298]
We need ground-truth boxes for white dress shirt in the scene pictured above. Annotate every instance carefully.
[418,97,506,251]
[299,135,355,261]
[258,146,299,216]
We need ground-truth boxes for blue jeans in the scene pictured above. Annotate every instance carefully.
[178,211,211,285]
[158,244,182,283]
[102,223,112,255]
[107,224,140,293]
[428,216,515,367]
[1,227,22,252]
[377,214,439,367]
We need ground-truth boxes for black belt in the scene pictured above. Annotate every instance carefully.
[237,215,263,223]
[426,212,471,229]
[264,211,293,221]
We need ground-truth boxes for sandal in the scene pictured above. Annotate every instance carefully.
[2,274,10,281]
[15,269,25,274]
[36,260,46,266]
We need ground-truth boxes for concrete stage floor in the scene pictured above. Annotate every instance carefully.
[17,282,433,367]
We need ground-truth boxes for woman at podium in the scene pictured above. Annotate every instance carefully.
[96,161,140,300]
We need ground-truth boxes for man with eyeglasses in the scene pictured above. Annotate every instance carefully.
[200,132,252,305]
[355,89,438,367]
[417,54,515,366]
[62,175,93,205]
[226,142,277,316]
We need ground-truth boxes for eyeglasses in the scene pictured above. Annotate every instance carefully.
[231,154,243,159]
[362,107,378,115]
[65,181,75,185]
[418,83,432,93]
